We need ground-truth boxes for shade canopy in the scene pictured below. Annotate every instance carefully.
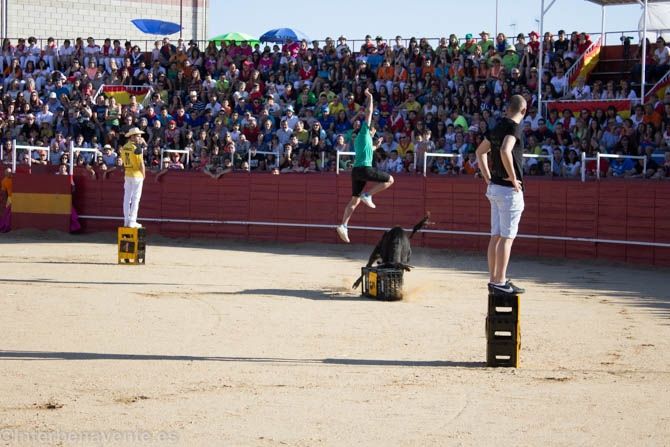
[259,28,310,43]
[131,19,181,35]
[209,32,259,47]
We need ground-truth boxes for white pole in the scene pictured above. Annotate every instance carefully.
[597,153,601,179]
[641,0,648,100]
[423,152,428,176]
[336,151,340,175]
[581,151,586,182]
[11,139,16,173]
[495,0,499,39]
[601,6,606,46]
[538,0,545,116]
[69,141,74,176]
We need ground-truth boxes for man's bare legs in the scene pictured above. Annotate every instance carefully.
[488,235,515,284]
[341,196,361,228]
[366,177,394,197]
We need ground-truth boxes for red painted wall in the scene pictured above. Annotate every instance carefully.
[66,169,670,267]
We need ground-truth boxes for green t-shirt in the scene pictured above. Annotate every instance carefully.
[353,122,373,167]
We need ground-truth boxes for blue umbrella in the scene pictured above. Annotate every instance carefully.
[131,19,182,35]
[259,28,310,43]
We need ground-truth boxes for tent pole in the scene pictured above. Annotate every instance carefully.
[641,0,648,100]
[538,0,545,116]
[495,0,499,39]
[601,5,606,45]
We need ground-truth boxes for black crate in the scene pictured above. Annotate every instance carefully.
[488,292,520,319]
[486,315,520,342]
[486,340,520,368]
[361,266,404,301]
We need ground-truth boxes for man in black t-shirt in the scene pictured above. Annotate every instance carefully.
[476,95,527,295]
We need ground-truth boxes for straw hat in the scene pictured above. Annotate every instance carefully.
[125,127,144,138]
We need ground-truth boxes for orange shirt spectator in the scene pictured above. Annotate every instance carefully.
[421,60,435,79]
[377,61,394,81]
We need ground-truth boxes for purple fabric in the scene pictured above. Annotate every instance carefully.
[0,206,11,233]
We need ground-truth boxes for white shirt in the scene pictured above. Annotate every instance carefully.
[550,75,568,94]
[570,84,591,100]
[59,45,74,57]
[36,110,54,126]
[523,113,543,131]
[654,46,670,65]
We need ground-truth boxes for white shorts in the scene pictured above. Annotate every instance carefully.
[486,183,524,239]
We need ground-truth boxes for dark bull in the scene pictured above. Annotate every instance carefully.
[352,213,431,289]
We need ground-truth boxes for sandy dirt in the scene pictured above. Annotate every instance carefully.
[0,230,669,446]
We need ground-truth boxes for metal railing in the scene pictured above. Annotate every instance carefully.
[596,153,646,179]
[423,152,462,176]
[336,150,417,174]
[3,28,670,58]
[161,148,190,168]
[524,153,554,176]
[68,144,100,175]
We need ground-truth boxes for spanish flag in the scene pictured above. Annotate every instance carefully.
[102,85,151,105]
[11,173,72,232]
[569,39,602,88]
[546,98,632,119]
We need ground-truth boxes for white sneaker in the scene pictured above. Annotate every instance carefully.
[360,193,376,209]
[129,222,142,228]
[336,225,350,243]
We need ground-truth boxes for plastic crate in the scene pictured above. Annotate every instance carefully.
[361,266,404,301]
[486,293,521,367]
[118,227,146,265]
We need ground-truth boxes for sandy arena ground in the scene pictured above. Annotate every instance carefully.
[0,230,669,446]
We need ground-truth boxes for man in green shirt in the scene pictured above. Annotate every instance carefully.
[336,88,394,243]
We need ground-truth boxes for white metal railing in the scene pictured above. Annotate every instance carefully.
[597,153,646,179]
[523,153,554,177]
[69,143,101,175]
[161,148,191,169]
[423,152,462,176]
[581,152,597,182]
[13,142,51,170]
[336,150,417,174]
[336,151,355,174]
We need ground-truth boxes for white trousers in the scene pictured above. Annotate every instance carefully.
[123,177,143,226]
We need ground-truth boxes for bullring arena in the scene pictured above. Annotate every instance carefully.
[1,225,669,445]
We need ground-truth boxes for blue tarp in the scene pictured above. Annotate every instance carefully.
[131,19,182,35]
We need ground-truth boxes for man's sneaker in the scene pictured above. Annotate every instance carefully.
[129,222,143,229]
[336,225,350,243]
[506,280,525,294]
[488,280,525,295]
[360,193,376,209]
[489,282,514,295]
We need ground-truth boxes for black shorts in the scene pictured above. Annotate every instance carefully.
[351,166,391,197]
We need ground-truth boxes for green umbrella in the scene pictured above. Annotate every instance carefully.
[209,32,260,47]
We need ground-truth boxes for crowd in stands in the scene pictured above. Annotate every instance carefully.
[0,30,668,180]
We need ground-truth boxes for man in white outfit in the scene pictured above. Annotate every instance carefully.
[120,127,146,228]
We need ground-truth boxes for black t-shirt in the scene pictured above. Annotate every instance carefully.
[486,117,524,189]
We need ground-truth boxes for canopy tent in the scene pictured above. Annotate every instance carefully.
[537,0,670,114]
[209,32,260,47]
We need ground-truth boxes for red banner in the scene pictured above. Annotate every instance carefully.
[545,99,632,118]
